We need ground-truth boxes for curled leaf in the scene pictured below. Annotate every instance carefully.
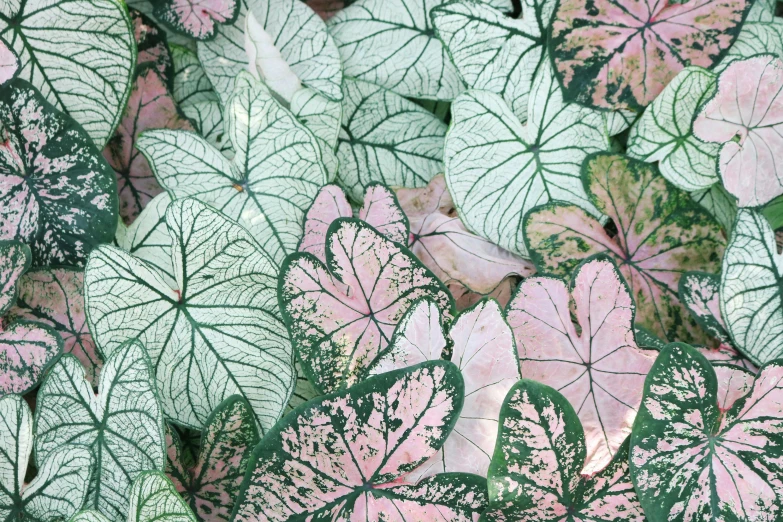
[244,11,301,103]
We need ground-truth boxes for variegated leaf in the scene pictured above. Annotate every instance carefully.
[0,0,136,147]
[507,255,656,473]
[0,37,18,86]
[337,78,447,201]
[243,11,301,103]
[0,394,94,522]
[714,362,755,410]
[630,343,783,522]
[444,60,610,258]
[35,341,165,522]
[153,0,238,40]
[285,360,321,412]
[137,74,326,267]
[69,511,112,522]
[550,0,751,111]
[717,21,783,70]
[129,472,196,522]
[132,10,174,87]
[232,361,488,522]
[0,80,118,267]
[290,87,340,180]
[679,271,731,345]
[0,240,30,316]
[525,153,726,344]
[691,183,737,233]
[358,184,409,245]
[85,198,294,430]
[0,320,62,395]
[483,379,645,521]
[166,396,259,522]
[280,218,453,394]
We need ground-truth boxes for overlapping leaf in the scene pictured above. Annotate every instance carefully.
[244,11,302,103]
[0,0,136,146]
[129,472,197,522]
[0,37,18,86]
[0,394,94,522]
[337,78,447,201]
[525,153,726,344]
[154,0,238,40]
[507,256,656,473]
[290,87,340,179]
[132,10,174,87]
[167,396,259,522]
[483,379,645,521]
[280,218,453,394]
[720,208,783,365]
[444,60,610,258]
[691,183,737,233]
[717,21,783,70]
[85,198,294,430]
[232,361,488,522]
[679,271,731,345]
[714,362,755,410]
[0,80,118,267]
[35,340,165,522]
[197,0,342,105]
[0,240,30,316]
[137,74,326,267]
[694,54,783,207]
[549,0,750,111]
[630,343,783,522]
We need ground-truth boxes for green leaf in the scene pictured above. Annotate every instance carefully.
[137,74,326,267]
[717,21,783,71]
[720,208,783,365]
[129,472,196,522]
[337,78,447,201]
[679,271,731,345]
[445,60,611,258]
[482,379,644,521]
[232,361,488,522]
[747,0,777,21]
[690,183,737,233]
[0,0,136,147]
[290,87,340,180]
[0,394,94,522]
[0,80,118,267]
[0,240,30,316]
[85,198,294,430]
[166,396,259,522]
[34,340,165,522]
[68,511,111,522]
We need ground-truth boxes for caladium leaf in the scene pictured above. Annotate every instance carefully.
[630,343,783,522]
[85,198,294,430]
[397,175,535,304]
[357,184,409,245]
[11,267,102,386]
[289,88,340,179]
[714,362,755,410]
[747,0,777,21]
[129,472,197,522]
[167,396,259,522]
[549,0,751,111]
[679,271,731,345]
[0,394,94,522]
[506,256,656,473]
[720,208,783,365]
[627,67,719,192]
[694,54,783,208]
[691,183,737,234]
[34,340,165,522]
[0,37,18,86]
[243,11,301,103]
[0,240,30,316]
[285,360,320,412]
[0,0,135,147]
[280,218,453,394]
[137,74,326,267]
[337,78,447,201]
[525,153,726,344]
[0,80,119,267]
[699,344,757,372]
[483,379,645,521]
[444,60,610,258]
[232,361,488,522]
[153,0,238,40]
[197,0,342,106]
[132,10,174,87]
[0,320,62,396]
[69,511,112,522]
[717,21,783,70]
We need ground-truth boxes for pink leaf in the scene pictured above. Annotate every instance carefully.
[153,0,238,40]
[698,344,757,373]
[0,240,30,316]
[358,183,409,245]
[694,55,783,207]
[0,37,18,86]
[550,0,750,110]
[132,10,173,85]
[298,185,352,263]
[0,320,61,394]
[506,256,657,473]
[714,363,755,410]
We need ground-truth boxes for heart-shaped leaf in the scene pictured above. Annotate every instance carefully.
[0,240,30,316]
[482,379,645,521]
[0,0,136,147]
[137,74,326,267]
[630,343,783,522]
[358,184,409,245]
[506,255,656,473]
[0,394,94,522]
[166,396,259,522]
[0,37,18,86]
[549,0,751,111]
[280,218,453,394]
[431,0,550,120]
[525,153,726,344]
[10,267,102,386]
[372,298,520,479]
[85,198,294,430]
[197,0,342,106]
[232,361,488,522]
[627,67,719,192]
[720,208,783,365]
[444,60,610,258]
[0,79,119,267]
[290,87,340,179]
[337,78,447,201]
[153,0,238,40]
[694,54,783,207]
[397,175,535,307]
[129,471,197,522]
[35,340,165,522]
